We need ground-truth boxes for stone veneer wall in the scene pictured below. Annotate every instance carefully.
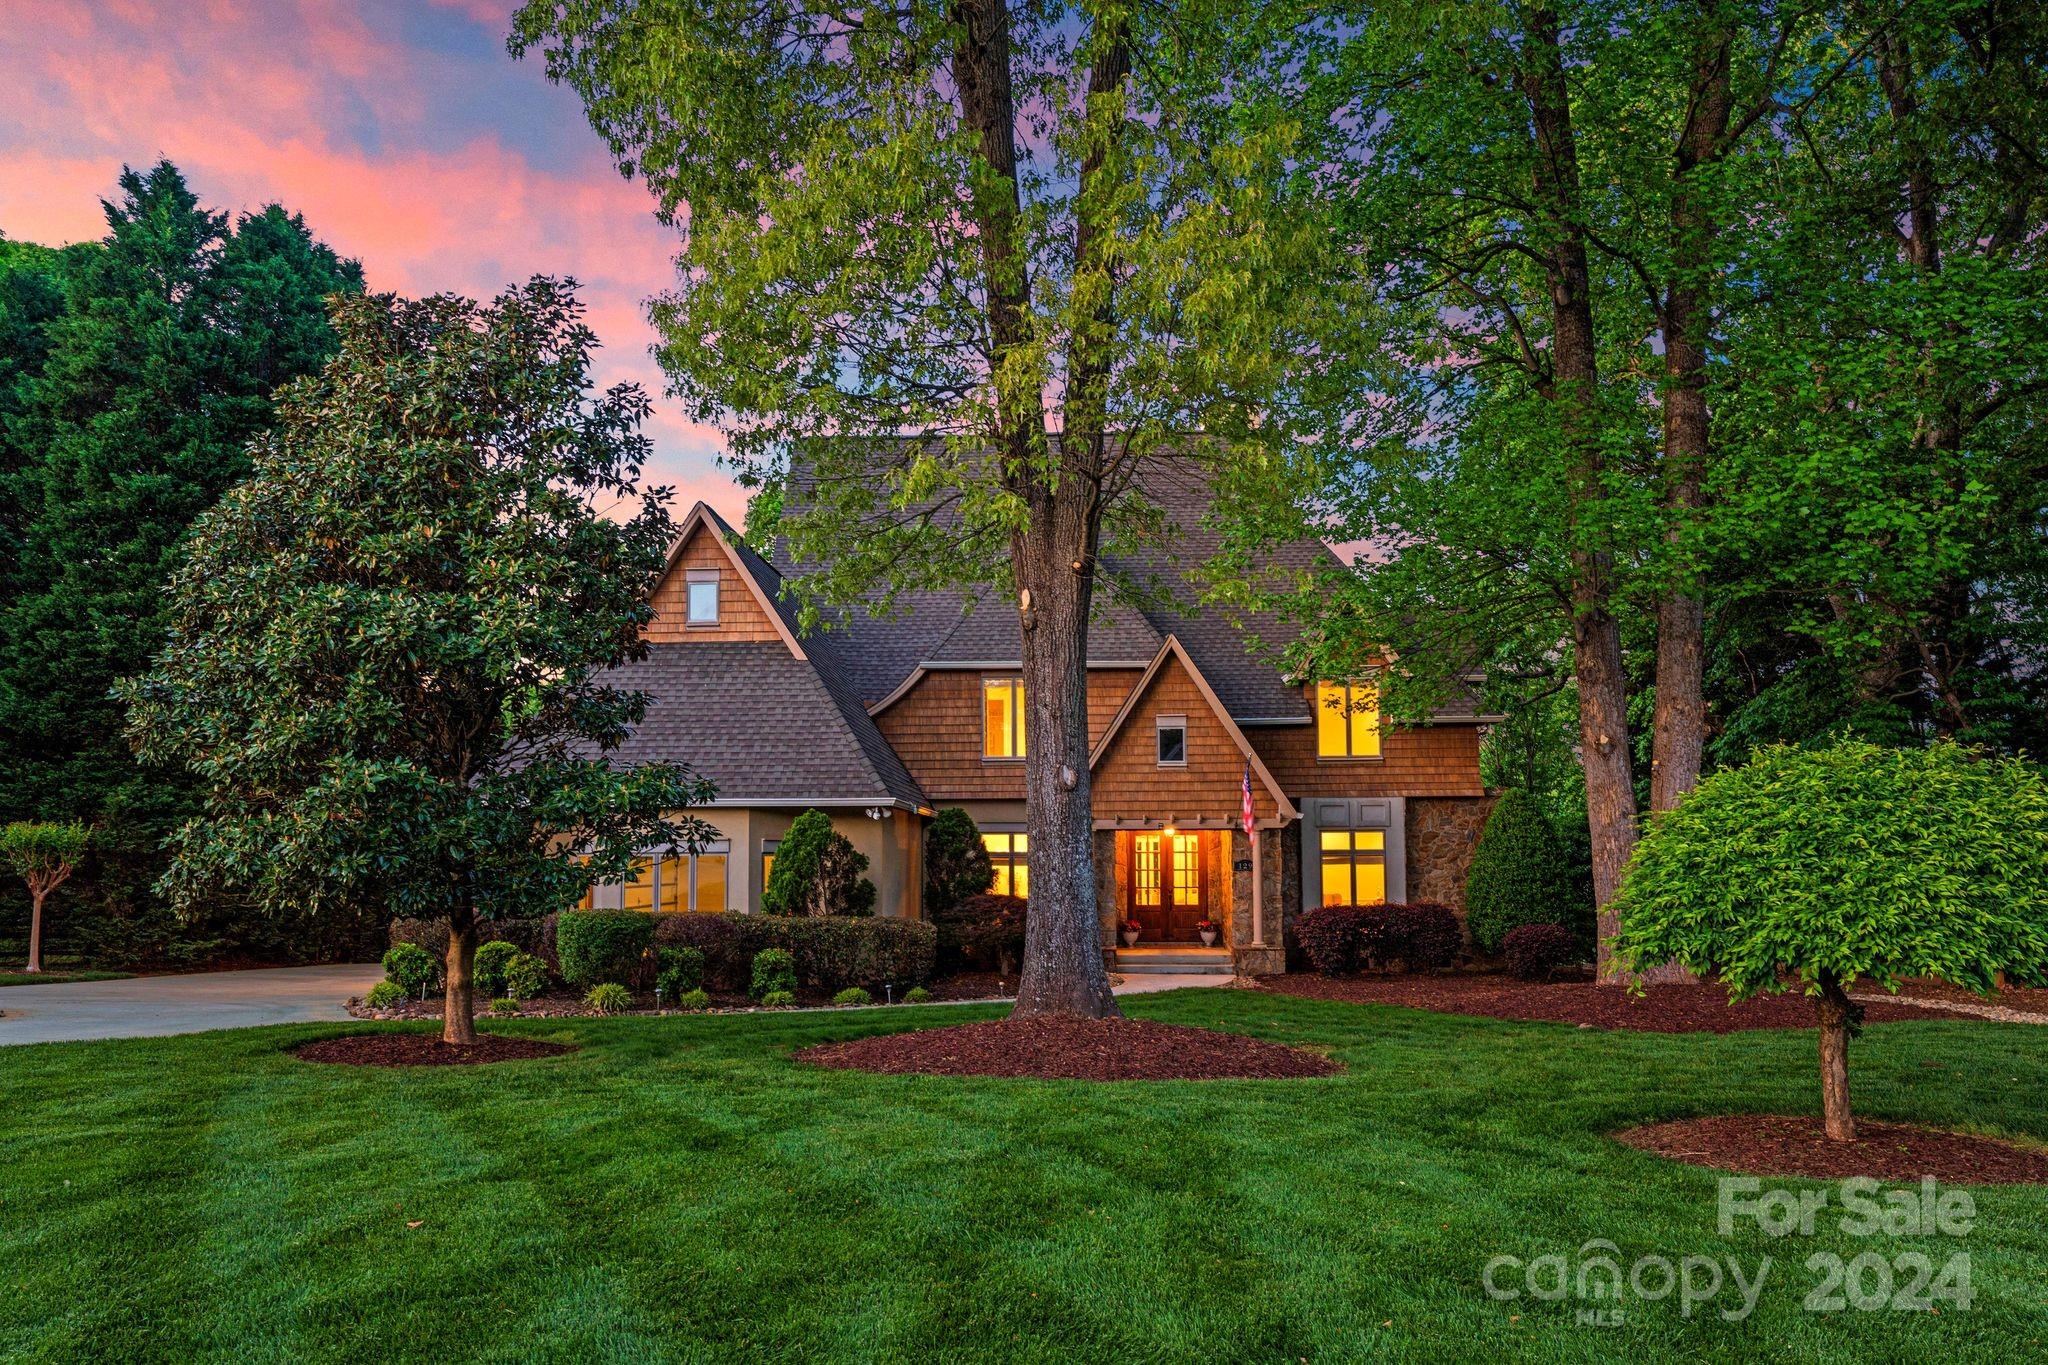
[1406,795,1496,917]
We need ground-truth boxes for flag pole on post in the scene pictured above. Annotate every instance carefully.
[1243,761,1263,948]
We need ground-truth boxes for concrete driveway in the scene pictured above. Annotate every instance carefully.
[0,963,384,1045]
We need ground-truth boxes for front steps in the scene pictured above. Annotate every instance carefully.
[1112,946,1233,975]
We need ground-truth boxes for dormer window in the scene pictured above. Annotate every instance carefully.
[1316,680,1381,759]
[685,569,720,625]
[983,675,1025,760]
[1156,714,1187,767]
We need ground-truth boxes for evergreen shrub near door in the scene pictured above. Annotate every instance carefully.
[1465,789,1588,954]
[556,911,654,989]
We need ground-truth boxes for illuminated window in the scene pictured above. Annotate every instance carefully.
[1319,829,1387,906]
[686,569,719,624]
[616,843,731,912]
[983,676,1025,759]
[1156,714,1187,767]
[1133,834,1161,907]
[1316,681,1381,759]
[761,840,778,895]
[1133,832,1199,909]
[983,831,1030,898]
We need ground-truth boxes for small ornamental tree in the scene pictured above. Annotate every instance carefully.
[123,280,716,1045]
[1465,789,1588,955]
[0,822,90,973]
[923,807,994,918]
[1615,741,2048,1142]
[762,809,877,917]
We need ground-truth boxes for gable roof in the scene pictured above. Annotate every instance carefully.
[603,504,930,811]
[1088,635,1297,821]
[769,450,1339,720]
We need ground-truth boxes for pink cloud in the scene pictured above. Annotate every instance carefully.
[0,0,744,523]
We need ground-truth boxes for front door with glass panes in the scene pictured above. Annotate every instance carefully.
[1128,831,1207,942]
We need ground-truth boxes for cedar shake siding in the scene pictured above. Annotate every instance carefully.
[1090,650,1286,825]
[1249,716,1486,799]
[645,521,783,644]
[874,667,1144,802]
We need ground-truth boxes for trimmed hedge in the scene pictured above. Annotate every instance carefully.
[381,942,438,994]
[655,912,935,992]
[1296,902,1466,975]
[473,940,520,998]
[556,910,654,989]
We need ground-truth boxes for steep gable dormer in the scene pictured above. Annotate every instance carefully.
[645,504,802,651]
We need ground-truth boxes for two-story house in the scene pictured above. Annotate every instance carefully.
[581,466,1495,975]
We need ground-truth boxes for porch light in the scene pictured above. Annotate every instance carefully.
[1162,825,1177,837]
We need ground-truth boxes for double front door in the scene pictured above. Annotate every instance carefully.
[1128,831,1210,942]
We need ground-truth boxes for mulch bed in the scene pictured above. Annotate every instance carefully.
[295,1032,578,1067]
[794,1015,1341,1081]
[1256,972,1982,1034]
[1616,1114,2048,1183]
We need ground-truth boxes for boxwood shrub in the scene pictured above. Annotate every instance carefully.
[387,915,553,964]
[472,940,520,998]
[750,947,797,999]
[381,942,438,995]
[1503,922,1579,980]
[501,951,550,1002]
[654,912,935,992]
[556,910,655,989]
[832,986,873,1006]
[656,945,705,1001]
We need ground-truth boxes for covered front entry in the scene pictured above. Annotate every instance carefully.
[1117,828,1226,943]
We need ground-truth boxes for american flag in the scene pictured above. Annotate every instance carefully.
[1241,760,1256,840]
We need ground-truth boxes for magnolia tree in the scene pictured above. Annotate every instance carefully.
[1615,741,2048,1142]
[124,280,716,1044]
[511,2,1368,1018]
[0,822,90,973]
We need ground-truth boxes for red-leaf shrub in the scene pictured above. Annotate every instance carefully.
[1296,905,1369,975]
[1503,922,1578,980]
[1386,902,1462,971]
[1353,909,1397,970]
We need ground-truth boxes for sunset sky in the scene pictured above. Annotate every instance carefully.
[1,0,743,518]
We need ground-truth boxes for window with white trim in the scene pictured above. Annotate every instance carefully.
[1316,680,1381,758]
[982,830,1029,898]
[617,842,731,913]
[1156,714,1187,767]
[983,675,1025,759]
[685,569,720,625]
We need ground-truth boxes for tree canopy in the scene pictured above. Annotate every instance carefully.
[123,278,716,1042]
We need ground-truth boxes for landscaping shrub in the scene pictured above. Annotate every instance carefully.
[1385,902,1462,971]
[472,940,520,998]
[761,809,877,917]
[675,987,711,1011]
[656,945,705,1001]
[1465,789,1590,954]
[585,982,632,1014]
[381,942,438,995]
[387,915,551,964]
[556,910,654,988]
[903,986,932,1004]
[759,989,796,1008]
[501,951,550,1002]
[1352,909,1397,970]
[750,947,797,1000]
[1503,923,1577,980]
[364,980,406,1009]
[655,912,935,992]
[1295,905,1368,974]
[922,807,993,917]
[489,997,520,1015]
[832,986,872,1006]
[934,893,1026,973]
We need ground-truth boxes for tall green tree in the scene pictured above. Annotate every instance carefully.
[0,164,362,960]
[124,279,716,1044]
[513,1,1369,1017]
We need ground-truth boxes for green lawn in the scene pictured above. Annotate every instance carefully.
[4,991,2045,1363]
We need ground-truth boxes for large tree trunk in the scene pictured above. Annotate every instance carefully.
[1011,496,1119,1019]
[1814,969,1857,1143]
[25,888,45,973]
[1521,9,1641,980]
[1648,17,1732,818]
[442,910,479,1045]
